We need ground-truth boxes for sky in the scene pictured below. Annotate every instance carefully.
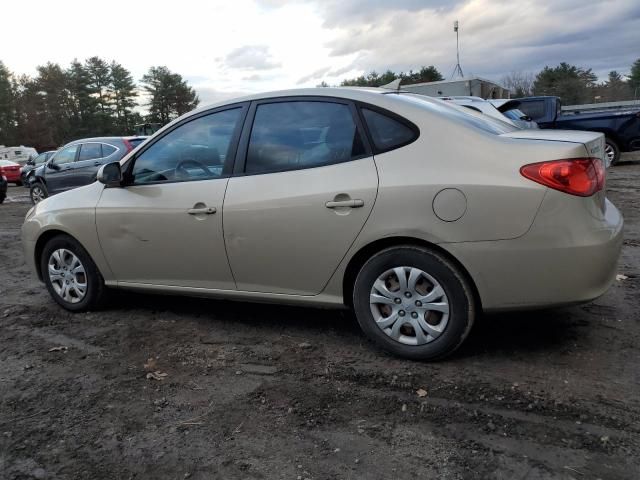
[1,0,639,106]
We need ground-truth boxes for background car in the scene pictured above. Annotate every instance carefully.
[439,96,538,129]
[0,175,7,203]
[489,99,539,129]
[512,96,640,165]
[0,159,23,186]
[21,150,56,186]
[29,137,147,204]
[22,88,622,361]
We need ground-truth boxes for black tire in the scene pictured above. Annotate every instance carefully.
[353,246,475,360]
[605,138,621,166]
[0,194,5,204]
[40,234,107,312]
[30,182,48,204]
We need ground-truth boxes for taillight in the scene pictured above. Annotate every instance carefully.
[520,158,604,197]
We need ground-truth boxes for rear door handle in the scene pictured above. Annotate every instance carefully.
[325,199,364,209]
[187,207,217,215]
[93,161,102,166]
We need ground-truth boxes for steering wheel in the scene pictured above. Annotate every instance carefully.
[174,159,213,179]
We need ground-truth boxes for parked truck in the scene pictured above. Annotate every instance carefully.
[514,96,640,165]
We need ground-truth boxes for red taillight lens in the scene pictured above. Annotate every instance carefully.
[520,158,604,197]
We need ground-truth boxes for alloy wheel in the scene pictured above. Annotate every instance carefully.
[32,186,46,203]
[47,249,87,304]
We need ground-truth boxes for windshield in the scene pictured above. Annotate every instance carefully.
[502,109,529,121]
[398,93,519,135]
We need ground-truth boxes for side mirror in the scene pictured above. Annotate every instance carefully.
[97,162,122,187]
[47,161,60,170]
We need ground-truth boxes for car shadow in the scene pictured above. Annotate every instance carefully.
[110,290,582,361]
[454,308,581,360]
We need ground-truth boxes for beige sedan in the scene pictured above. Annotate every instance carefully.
[21,88,623,360]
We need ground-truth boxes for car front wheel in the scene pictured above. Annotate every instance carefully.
[41,235,106,312]
[353,246,475,360]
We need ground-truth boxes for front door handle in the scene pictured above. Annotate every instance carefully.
[325,199,364,209]
[187,206,217,215]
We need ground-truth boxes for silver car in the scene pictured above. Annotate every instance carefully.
[21,88,623,360]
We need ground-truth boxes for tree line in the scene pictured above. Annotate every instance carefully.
[0,58,199,151]
[339,59,640,106]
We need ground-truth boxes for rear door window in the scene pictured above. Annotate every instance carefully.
[78,143,103,161]
[361,108,418,153]
[245,101,366,174]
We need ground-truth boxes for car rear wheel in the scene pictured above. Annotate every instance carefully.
[605,138,620,166]
[30,182,48,204]
[353,246,475,360]
[41,235,106,312]
[0,194,5,204]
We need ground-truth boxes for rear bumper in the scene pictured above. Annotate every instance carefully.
[442,197,624,311]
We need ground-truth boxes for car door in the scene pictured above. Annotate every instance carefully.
[44,144,79,193]
[70,142,106,188]
[96,105,247,289]
[223,98,379,295]
[71,142,121,188]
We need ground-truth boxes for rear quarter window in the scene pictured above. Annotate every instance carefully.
[361,108,418,153]
[102,144,117,157]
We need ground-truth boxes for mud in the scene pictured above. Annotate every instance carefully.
[1,154,639,479]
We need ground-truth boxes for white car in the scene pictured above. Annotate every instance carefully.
[440,97,537,129]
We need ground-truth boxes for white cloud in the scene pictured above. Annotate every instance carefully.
[1,0,638,103]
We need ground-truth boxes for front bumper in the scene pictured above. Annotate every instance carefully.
[442,196,624,311]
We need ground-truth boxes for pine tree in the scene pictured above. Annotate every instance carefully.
[109,61,137,134]
[85,56,113,133]
[0,61,17,145]
[36,62,72,146]
[630,58,640,96]
[67,59,97,137]
[533,63,598,104]
[141,66,199,124]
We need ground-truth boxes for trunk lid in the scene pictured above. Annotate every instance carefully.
[501,129,605,163]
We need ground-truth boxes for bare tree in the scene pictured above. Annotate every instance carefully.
[501,71,535,97]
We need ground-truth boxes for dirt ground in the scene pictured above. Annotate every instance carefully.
[1,155,639,480]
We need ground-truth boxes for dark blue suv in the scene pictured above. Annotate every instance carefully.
[30,136,147,204]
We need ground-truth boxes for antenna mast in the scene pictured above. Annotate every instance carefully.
[451,20,464,79]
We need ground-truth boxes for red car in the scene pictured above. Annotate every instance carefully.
[0,160,22,185]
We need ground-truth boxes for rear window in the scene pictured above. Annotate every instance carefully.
[502,109,528,121]
[127,138,145,149]
[518,101,545,121]
[361,108,418,152]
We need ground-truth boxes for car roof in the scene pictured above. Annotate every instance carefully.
[64,136,148,146]
[190,87,386,114]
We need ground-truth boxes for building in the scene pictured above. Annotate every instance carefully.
[402,77,510,99]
